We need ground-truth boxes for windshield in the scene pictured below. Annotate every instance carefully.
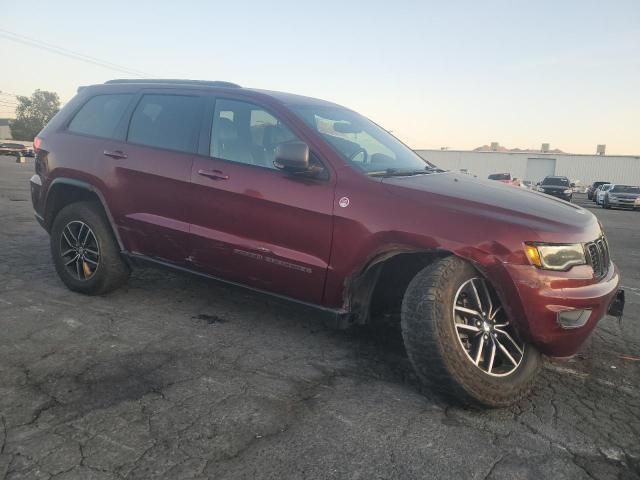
[602,185,612,191]
[611,185,640,194]
[290,105,435,174]
[542,177,570,186]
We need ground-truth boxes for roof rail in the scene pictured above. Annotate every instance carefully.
[105,79,241,88]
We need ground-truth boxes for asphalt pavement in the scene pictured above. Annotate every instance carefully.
[1,156,639,479]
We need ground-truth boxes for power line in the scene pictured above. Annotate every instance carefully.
[0,28,151,77]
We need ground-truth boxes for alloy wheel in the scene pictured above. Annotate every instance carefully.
[59,220,100,281]
[452,277,524,377]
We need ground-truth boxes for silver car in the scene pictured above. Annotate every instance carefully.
[603,184,640,210]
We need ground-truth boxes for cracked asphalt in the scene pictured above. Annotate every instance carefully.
[1,155,639,480]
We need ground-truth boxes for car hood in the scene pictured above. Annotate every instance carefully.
[381,172,599,238]
[540,184,571,191]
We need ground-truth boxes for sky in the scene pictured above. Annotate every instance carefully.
[1,0,639,154]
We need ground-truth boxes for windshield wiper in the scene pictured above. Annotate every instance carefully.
[367,166,443,177]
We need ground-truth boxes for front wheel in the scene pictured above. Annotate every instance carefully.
[401,256,541,407]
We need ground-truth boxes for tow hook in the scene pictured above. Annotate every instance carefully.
[607,289,625,320]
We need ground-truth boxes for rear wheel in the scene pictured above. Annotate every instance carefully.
[401,256,541,407]
[50,201,130,295]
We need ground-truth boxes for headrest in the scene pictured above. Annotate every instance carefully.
[217,117,238,143]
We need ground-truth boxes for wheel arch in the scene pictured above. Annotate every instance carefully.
[343,244,516,330]
[344,247,452,325]
[44,178,124,251]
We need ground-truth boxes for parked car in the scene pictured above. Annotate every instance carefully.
[30,79,624,407]
[592,185,602,202]
[488,172,521,187]
[596,184,613,205]
[587,181,610,200]
[0,142,27,157]
[602,184,640,210]
[536,176,574,202]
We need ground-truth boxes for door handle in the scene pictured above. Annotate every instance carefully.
[103,150,127,160]
[198,169,229,180]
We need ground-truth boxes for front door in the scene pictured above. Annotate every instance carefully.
[189,98,335,303]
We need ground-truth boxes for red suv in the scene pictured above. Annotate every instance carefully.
[30,79,624,407]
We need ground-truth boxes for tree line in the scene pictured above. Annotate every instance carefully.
[7,90,60,141]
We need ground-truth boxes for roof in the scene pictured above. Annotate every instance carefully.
[416,148,640,160]
[105,79,242,88]
[97,79,343,109]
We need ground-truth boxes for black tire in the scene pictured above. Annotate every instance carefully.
[50,201,130,295]
[401,256,541,408]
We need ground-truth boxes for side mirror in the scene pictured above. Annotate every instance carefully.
[570,183,575,187]
[274,142,309,173]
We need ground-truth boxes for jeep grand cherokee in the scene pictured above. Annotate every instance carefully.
[30,79,625,407]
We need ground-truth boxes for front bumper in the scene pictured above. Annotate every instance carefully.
[499,262,620,357]
[608,198,639,209]
[542,190,572,201]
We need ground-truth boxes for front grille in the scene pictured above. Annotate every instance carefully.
[585,237,610,279]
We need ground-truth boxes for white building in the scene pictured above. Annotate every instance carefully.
[0,119,12,140]
[416,149,640,187]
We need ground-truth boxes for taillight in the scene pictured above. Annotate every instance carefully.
[33,136,42,153]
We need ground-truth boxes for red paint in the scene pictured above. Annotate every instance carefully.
[31,81,620,358]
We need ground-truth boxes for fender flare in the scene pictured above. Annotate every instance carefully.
[344,247,450,324]
[45,177,125,251]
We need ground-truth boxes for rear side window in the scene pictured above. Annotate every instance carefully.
[68,94,132,139]
[127,95,204,153]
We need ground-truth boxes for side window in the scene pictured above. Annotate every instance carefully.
[128,94,204,153]
[210,99,299,169]
[68,94,132,139]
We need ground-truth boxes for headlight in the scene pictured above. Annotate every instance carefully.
[563,189,572,194]
[524,243,586,271]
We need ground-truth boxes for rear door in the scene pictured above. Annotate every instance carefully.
[189,97,335,303]
[107,90,206,264]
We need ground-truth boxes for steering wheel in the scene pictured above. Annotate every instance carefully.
[349,148,368,164]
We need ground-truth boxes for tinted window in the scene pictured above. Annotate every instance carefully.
[68,94,132,139]
[128,95,204,153]
[210,99,299,169]
[542,177,570,186]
